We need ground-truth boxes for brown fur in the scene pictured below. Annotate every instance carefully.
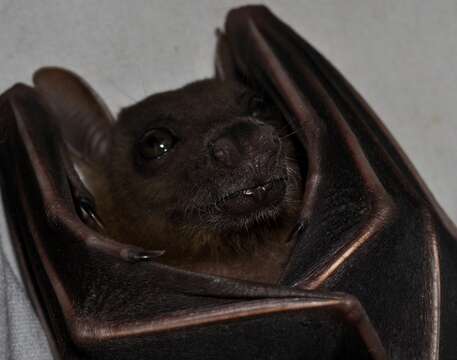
[78,79,304,283]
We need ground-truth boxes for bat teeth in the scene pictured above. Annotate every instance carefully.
[219,178,286,204]
[243,189,254,195]
[242,182,274,200]
[243,182,271,195]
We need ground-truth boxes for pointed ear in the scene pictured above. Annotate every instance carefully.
[214,30,241,82]
[214,30,268,97]
[33,67,113,166]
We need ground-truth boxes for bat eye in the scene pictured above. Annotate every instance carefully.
[248,95,267,118]
[139,128,176,159]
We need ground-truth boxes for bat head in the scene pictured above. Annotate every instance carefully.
[107,79,304,255]
[33,68,305,266]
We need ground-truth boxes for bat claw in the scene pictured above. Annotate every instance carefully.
[288,220,307,242]
[124,249,165,262]
[77,196,105,233]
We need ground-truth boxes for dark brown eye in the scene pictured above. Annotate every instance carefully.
[248,95,267,118]
[139,128,176,159]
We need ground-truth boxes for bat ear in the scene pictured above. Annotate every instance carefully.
[33,67,113,166]
[214,29,268,97]
[214,29,241,82]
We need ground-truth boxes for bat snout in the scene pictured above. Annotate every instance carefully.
[208,119,281,170]
[205,120,288,217]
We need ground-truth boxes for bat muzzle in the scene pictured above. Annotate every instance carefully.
[216,177,287,215]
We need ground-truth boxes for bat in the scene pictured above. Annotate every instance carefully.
[0,5,456,360]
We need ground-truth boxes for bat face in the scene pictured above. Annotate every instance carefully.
[97,79,304,266]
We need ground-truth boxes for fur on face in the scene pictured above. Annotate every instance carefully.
[77,79,305,282]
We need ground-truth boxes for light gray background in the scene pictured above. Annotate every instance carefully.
[0,1,456,358]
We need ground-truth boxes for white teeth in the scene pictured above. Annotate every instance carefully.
[243,185,268,196]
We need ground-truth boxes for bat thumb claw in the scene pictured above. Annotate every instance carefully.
[288,220,307,242]
[77,196,105,233]
[125,249,165,262]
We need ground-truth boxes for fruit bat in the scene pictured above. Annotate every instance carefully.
[0,5,456,360]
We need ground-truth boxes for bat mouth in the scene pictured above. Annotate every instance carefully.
[215,177,287,216]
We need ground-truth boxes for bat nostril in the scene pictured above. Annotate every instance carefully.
[209,137,240,167]
[209,121,282,169]
[213,148,226,160]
